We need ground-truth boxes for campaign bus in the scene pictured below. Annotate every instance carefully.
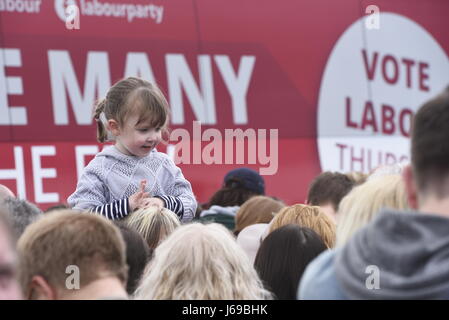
[1,0,448,210]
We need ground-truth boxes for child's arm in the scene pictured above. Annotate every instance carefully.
[91,180,150,219]
[67,167,109,212]
[68,167,149,220]
[157,158,197,222]
[90,199,131,219]
[154,194,184,215]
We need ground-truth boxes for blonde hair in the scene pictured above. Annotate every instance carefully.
[368,163,407,180]
[134,223,272,300]
[125,207,180,250]
[94,77,169,143]
[269,204,336,248]
[234,196,284,235]
[336,174,409,247]
[345,171,368,185]
[17,210,127,297]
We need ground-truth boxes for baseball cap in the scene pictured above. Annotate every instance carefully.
[224,168,265,195]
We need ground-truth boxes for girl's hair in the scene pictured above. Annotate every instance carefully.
[234,196,285,236]
[207,178,257,208]
[93,77,169,143]
[268,204,336,248]
[124,207,180,250]
[134,223,272,300]
[336,174,409,247]
[254,224,327,300]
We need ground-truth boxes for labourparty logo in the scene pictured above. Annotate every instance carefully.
[53,0,164,24]
[54,0,77,22]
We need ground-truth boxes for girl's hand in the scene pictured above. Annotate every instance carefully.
[141,197,165,209]
[129,180,150,211]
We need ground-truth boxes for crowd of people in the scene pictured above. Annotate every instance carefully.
[1,77,449,300]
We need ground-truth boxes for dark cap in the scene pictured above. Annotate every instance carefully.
[223,168,265,195]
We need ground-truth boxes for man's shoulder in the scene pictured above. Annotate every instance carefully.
[299,249,347,300]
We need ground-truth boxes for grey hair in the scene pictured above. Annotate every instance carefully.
[0,184,15,201]
[0,198,43,238]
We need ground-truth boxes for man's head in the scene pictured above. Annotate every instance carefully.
[1,198,43,238]
[208,168,265,208]
[307,172,355,219]
[0,184,15,201]
[223,168,265,195]
[404,86,449,209]
[0,208,22,299]
[18,210,128,300]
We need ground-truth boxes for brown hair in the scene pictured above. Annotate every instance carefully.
[307,172,355,212]
[268,204,336,248]
[411,86,449,197]
[234,196,284,235]
[94,77,170,143]
[17,210,128,297]
[254,225,327,300]
[207,179,258,209]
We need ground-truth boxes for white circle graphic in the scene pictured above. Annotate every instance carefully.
[317,13,449,173]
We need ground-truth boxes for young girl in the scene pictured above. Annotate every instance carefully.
[68,77,196,222]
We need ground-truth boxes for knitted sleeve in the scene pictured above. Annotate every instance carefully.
[67,166,133,220]
[157,158,197,223]
[67,162,108,211]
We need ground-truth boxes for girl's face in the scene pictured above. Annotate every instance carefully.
[112,114,162,157]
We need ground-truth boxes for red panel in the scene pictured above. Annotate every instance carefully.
[0,0,448,209]
[0,138,319,210]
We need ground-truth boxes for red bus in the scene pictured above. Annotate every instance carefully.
[1,0,448,210]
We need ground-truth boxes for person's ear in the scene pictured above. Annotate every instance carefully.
[403,164,418,209]
[28,275,57,300]
[107,119,121,136]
